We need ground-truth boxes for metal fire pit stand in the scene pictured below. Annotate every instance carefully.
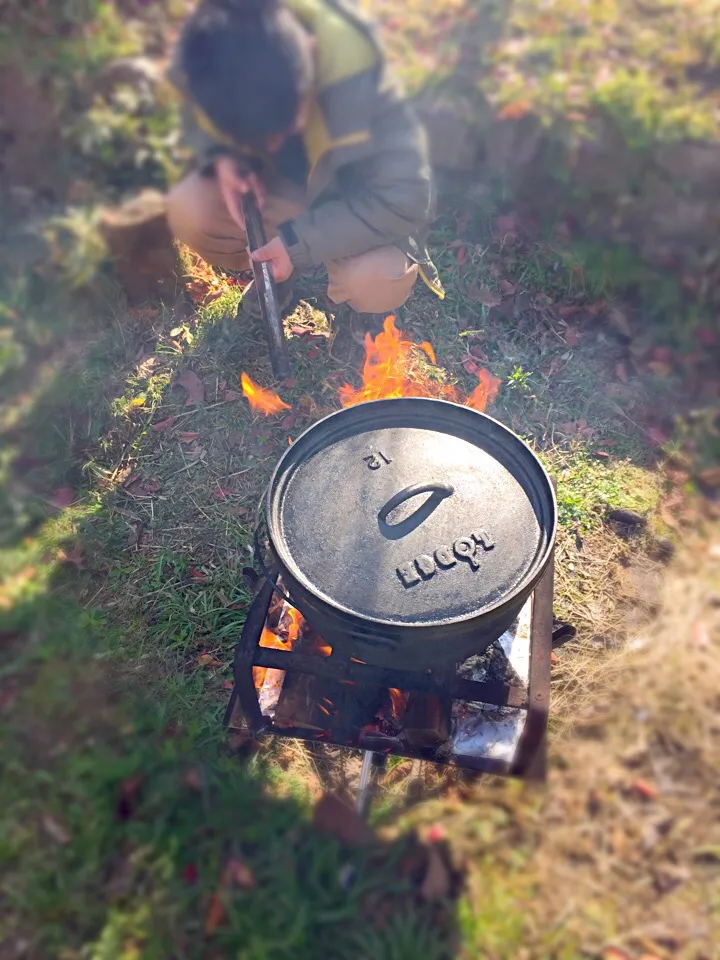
[225,553,554,789]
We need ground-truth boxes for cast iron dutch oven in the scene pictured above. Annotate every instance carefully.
[259,398,556,668]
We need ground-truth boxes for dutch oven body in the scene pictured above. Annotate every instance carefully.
[264,398,556,669]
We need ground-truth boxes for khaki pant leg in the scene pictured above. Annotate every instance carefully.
[326,245,418,313]
[166,171,305,272]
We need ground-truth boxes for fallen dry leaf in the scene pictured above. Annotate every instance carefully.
[42,813,71,845]
[197,653,221,668]
[212,487,232,500]
[151,416,177,432]
[698,466,720,488]
[56,546,84,570]
[117,774,143,821]
[631,778,658,801]
[467,284,502,307]
[497,99,531,121]
[647,360,672,377]
[224,858,255,889]
[204,891,226,936]
[177,431,201,443]
[184,767,203,791]
[564,325,580,348]
[224,389,239,402]
[420,844,451,902]
[176,370,205,406]
[602,949,631,960]
[49,486,76,510]
[614,361,629,383]
[189,565,207,583]
[313,793,374,846]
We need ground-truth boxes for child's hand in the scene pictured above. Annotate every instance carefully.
[215,157,265,229]
[252,237,293,283]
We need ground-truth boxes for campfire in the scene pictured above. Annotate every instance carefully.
[241,314,502,416]
[227,313,556,784]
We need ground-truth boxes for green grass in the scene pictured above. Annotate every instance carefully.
[2,1,718,955]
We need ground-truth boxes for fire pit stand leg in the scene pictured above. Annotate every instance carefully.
[355,751,386,818]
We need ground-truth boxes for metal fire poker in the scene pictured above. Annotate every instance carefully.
[241,191,292,381]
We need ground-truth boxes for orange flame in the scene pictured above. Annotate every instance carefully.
[287,606,303,645]
[241,372,291,416]
[389,687,409,719]
[338,315,501,413]
[252,624,291,690]
[466,368,502,412]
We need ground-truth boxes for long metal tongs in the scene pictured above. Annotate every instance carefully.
[240,191,292,380]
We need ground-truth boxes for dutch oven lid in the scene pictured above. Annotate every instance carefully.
[266,398,556,629]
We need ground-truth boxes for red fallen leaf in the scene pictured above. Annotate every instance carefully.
[651,345,673,363]
[223,679,234,690]
[557,304,579,319]
[631,778,658,801]
[176,369,205,406]
[117,774,143,821]
[184,862,198,885]
[469,344,487,361]
[56,546,84,570]
[426,823,446,844]
[496,214,518,237]
[595,450,611,458]
[602,950,631,960]
[224,389,239,402]
[564,325,580,347]
[696,326,716,346]
[646,427,668,447]
[213,487,232,500]
[142,478,162,494]
[184,767,203,791]
[307,347,319,359]
[189,566,207,584]
[468,284,501,307]
[151,416,177,432]
[224,858,255,889]
[50,486,76,509]
[550,651,560,666]
[699,466,720,487]
[205,891,226,935]
[462,357,481,376]
[500,279,516,294]
[178,431,201,443]
[456,246,467,265]
[665,468,689,485]
[197,653,221,668]
[280,412,298,430]
[497,99,531,120]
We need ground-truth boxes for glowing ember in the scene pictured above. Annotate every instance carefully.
[338,315,501,413]
[466,368,502,413]
[241,372,291,416]
[389,687,409,719]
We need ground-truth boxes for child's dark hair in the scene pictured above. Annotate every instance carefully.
[180,0,314,144]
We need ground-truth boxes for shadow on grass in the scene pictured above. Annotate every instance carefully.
[1,580,464,960]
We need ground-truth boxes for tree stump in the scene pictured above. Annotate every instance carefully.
[99,190,183,306]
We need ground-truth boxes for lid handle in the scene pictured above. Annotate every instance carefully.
[378,482,455,540]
